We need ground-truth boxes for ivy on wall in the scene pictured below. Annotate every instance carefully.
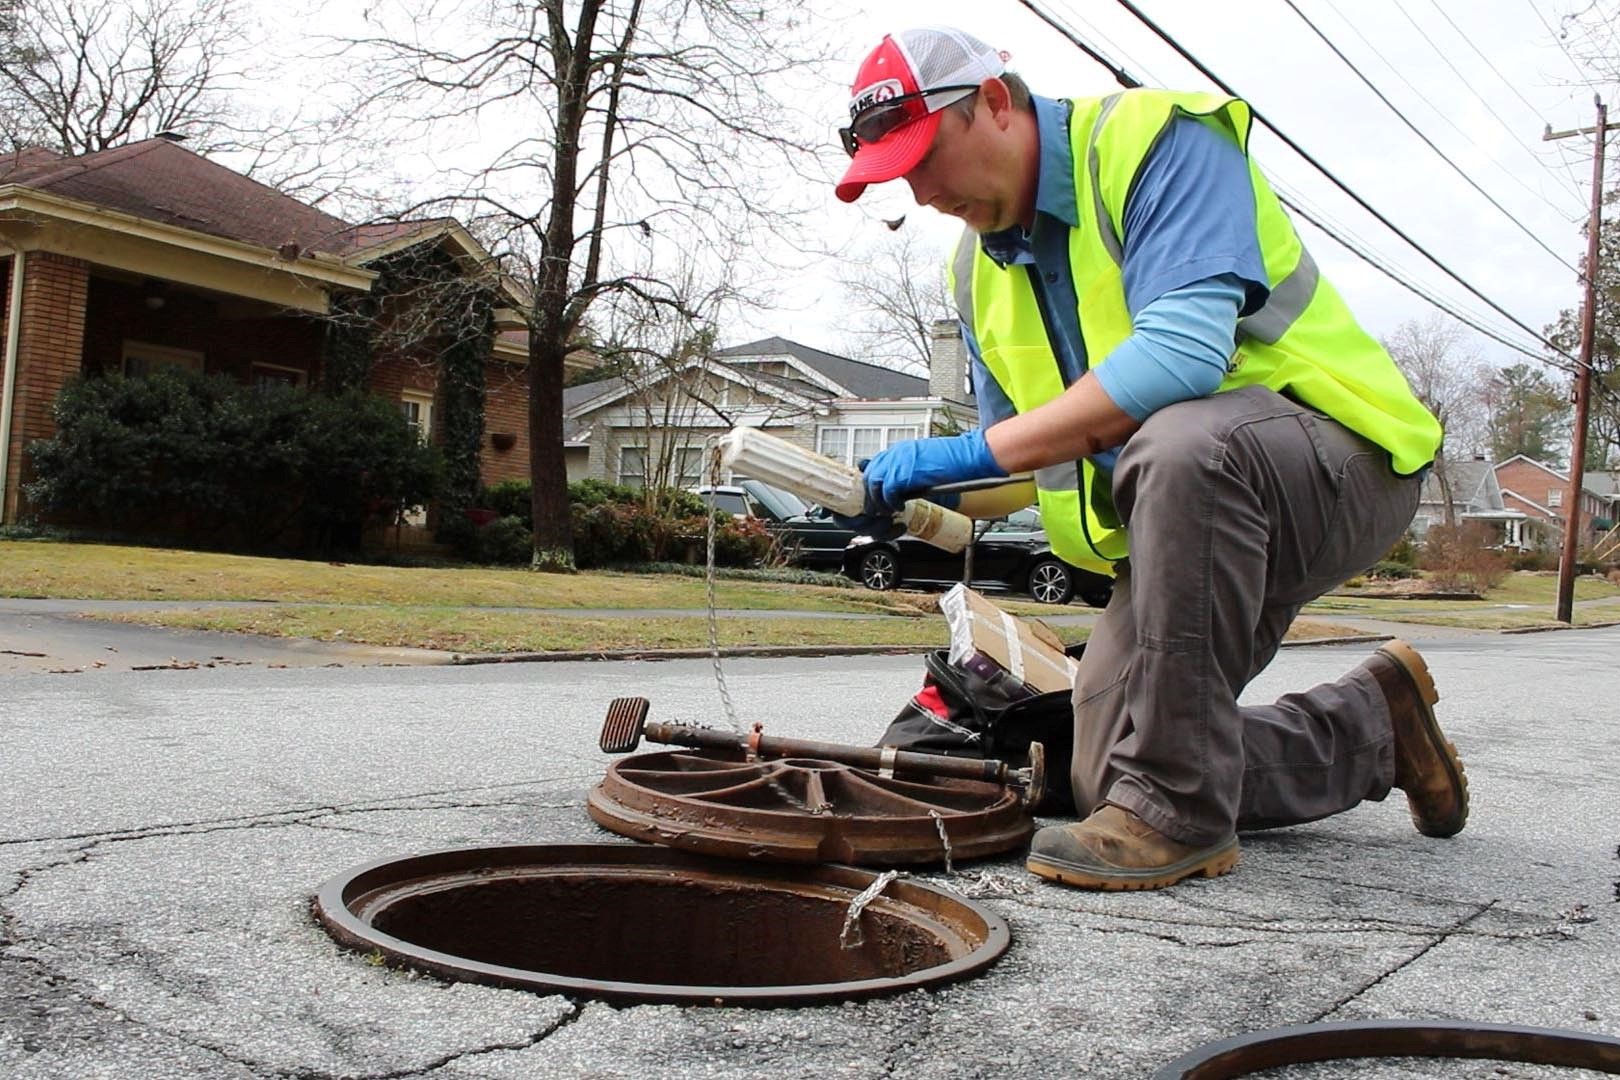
[323,242,497,512]
[320,292,376,393]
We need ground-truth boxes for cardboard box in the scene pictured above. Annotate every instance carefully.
[939,583,1080,695]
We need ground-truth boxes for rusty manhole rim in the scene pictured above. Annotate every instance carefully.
[1153,1019,1620,1078]
[313,843,1011,1006]
[587,749,1033,864]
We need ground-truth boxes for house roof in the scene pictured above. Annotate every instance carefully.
[1582,470,1620,497]
[714,336,930,400]
[1420,458,1502,511]
[1,139,356,255]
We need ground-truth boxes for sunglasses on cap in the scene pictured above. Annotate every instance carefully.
[838,84,979,157]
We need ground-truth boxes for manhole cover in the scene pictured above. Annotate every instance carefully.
[314,844,1009,1005]
[586,749,1033,864]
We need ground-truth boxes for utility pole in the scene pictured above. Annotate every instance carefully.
[1544,96,1616,624]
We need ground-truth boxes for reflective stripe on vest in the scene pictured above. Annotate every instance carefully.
[949,88,1442,575]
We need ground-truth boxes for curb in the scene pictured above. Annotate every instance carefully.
[1499,618,1620,635]
[451,643,940,664]
[1278,633,1391,648]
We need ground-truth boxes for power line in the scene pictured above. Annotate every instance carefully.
[1389,1,1579,180]
[1092,0,1585,370]
[1313,0,1586,212]
[1279,0,1580,273]
[1426,0,1558,125]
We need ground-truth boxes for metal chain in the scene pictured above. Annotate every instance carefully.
[703,437,742,734]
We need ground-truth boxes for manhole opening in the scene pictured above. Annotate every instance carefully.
[373,874,950,987]
[317,845,1009,1005]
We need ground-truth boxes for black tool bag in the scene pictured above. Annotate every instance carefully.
[876,645,1082,815]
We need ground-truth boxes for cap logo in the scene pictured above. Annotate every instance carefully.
[849,78,904,120]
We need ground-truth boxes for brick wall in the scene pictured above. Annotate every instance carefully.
[3,253,89,522]
[481,357,530,486]
[1495,458,1605,523]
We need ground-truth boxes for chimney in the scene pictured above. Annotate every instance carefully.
[928,319,971,402]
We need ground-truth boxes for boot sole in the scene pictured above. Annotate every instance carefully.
[1378,640,1469,838]
[1026,839,1240,892]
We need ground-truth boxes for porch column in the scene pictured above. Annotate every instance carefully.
[2,253,89,523]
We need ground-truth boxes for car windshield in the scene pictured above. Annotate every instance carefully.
[740,479,811,518]
[996,508,1042,532]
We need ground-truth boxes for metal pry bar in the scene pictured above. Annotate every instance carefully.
[598,698,1046,801]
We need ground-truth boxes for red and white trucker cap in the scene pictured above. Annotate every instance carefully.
[836,27,1010,203]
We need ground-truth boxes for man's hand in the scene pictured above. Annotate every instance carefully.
[861,430,1007,514]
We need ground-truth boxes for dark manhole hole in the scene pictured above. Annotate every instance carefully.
[314,843,1010,1005]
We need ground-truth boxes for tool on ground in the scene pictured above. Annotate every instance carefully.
[600,697,1045,809]
[715,427,974,552]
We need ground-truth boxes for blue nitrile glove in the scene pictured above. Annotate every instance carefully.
[861,429,1007,515]
[832,458,906,541]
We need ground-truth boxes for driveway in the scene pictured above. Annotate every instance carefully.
[2,631,1616,1077]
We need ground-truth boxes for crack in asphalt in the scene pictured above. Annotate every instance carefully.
[0,787,598,1078]
[1307,901,1498,1023]
[0,774,601,849]
[355,1002,587,1080]
[978,886,1577,946]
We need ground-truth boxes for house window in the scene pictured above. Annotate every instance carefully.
[816,425,923,466]
[252,363,305,388]
[619,446,647,488]
[676,446,706,487]
[1547,489,1562,508]
[818,428,849,464]
[400,391,434,445]
[122,340,204,376]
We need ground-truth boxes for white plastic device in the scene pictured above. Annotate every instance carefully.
[715,428,974,553]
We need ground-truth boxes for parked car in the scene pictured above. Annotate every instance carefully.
[689,479,858,569]
[842,507,1114,607]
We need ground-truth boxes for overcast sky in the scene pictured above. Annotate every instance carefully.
[254,0,1616,375]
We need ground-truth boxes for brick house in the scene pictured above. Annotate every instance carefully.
[560,328,978,486]
[0,138,574,529]
[1493,454,1614,549]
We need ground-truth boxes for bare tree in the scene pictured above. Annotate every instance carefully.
[1383,314,1494,525]
[0,0,249,155]
[838,227,953,375]
[340,0,831,570]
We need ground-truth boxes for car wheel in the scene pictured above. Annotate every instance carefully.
[1026,558,1075,604]
[859,548,900,591]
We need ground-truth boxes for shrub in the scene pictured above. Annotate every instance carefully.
[712,516,774,567]
[475,515,535,565]
[1366,560,1419,580]
[1419,522,1508,594]
[482,478,533,523]
[1508,548,1558,572]
[24,370,440,553]
[1382,533,1418,568]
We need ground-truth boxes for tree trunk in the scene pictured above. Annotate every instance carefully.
[1434,447,1456,527]
[528,316,575,572]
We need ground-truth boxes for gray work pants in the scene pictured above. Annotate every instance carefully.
[1070,385,1423,845]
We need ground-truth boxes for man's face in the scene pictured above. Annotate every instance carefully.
[899,99,1018,232]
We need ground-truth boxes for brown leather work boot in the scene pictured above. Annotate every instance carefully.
[1026,805,1239,891]
[1361,640,1468,838]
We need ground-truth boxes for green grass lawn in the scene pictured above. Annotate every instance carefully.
[1306,571,1620,614]
[0,540,927,615]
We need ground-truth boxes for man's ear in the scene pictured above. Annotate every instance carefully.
[980,76,1015,127]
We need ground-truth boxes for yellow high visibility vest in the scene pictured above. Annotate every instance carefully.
[949,88,1442,575]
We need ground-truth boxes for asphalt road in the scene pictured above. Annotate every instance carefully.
[3,632,1617,1078]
